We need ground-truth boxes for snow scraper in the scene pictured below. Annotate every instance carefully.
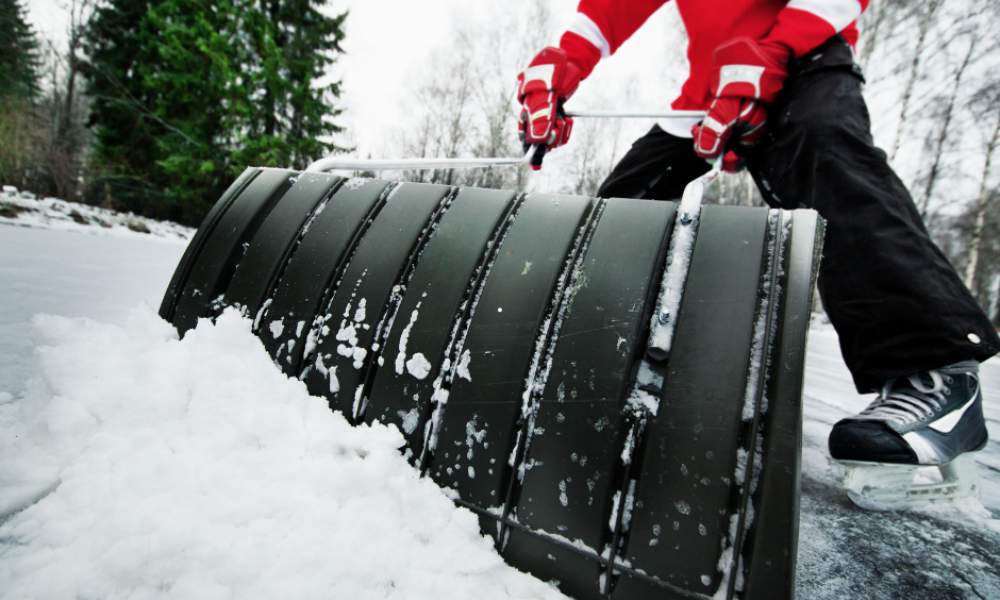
[160,149,824,600]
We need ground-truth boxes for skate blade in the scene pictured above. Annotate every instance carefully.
[838,454,981,511]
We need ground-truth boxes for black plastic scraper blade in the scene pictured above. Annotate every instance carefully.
[162,172,824,600]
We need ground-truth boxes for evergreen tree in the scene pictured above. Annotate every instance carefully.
[231,0,347,171]
[84,0,348,225]
[84,0,176,216]
[138,0,247,220]
[0,0,40,99]
[0,0,42,189]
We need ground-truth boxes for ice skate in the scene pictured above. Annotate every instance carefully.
[828,361,988,510]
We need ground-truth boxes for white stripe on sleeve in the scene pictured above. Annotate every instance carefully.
[787,0,862,32]
[567,12,611,58]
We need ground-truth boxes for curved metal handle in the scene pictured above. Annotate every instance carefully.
[306,109,708,173]
[564,110,706,119]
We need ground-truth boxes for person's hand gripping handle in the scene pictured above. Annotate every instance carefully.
[517,47,583,171]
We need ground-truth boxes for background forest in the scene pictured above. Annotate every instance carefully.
[1,0,346,224]
[2,0,1000,321]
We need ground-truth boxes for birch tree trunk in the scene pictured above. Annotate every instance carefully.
[919,33,976,219]
[858,0,890,71]
[890,0,943,163]
[964,116,1000,290]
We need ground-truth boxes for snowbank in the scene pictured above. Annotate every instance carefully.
[0,307,566,600]
[0,186,193,244]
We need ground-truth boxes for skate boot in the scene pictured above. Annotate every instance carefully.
[828,360,988,510]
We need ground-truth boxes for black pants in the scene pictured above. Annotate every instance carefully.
[598,35,999,393]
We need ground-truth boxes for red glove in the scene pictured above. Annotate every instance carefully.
[517,47,583,170]
[692,37,790,173]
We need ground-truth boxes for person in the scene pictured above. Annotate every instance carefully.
[515,0,995,507]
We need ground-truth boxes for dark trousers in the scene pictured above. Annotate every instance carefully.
[598,35,999,393]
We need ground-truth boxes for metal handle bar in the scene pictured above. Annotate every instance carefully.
[564,110,706,119]
[305,150,535,173]
[306,110,707,173]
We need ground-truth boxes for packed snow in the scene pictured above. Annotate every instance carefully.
[405,352,432,379]
[0,307,567,600]
[1,186,193,244]
[645,168,715,358]
[394,306,421,376]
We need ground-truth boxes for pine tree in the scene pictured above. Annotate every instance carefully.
[0,0,42,189]
[0,0,40,99]
[231,0,348,171]
[84,0,173,216]
[84,0,348,225]
[140,0,248,221]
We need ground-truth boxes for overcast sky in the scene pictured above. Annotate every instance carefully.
[24,0,683,159]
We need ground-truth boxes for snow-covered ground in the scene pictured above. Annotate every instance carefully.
[0,307,567,600]
[0,223,997,599]
[1,187,194,243]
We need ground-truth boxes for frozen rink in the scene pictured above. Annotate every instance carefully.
[0,226,188,395]
[1,223,997,599]
[797,325,1000,599]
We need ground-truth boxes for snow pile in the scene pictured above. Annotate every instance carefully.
[0,306,566,600]
[0,186,193,243]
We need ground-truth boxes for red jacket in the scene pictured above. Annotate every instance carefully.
[560,0,869,110]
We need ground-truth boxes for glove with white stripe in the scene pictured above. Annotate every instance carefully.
[692,37,790,173]
[517,47,583,170]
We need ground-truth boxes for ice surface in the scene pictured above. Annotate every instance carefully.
[0,307,568,600]
[795,324,1000,599]
[0,226,186,395]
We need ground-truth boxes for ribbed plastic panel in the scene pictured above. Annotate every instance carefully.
[161,168,824,600]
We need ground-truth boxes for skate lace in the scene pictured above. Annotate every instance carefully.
[855,370,953,427]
